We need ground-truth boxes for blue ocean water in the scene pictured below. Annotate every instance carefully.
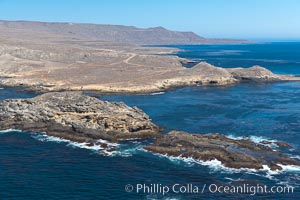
[173,43,300,75]
[1,43,300,200]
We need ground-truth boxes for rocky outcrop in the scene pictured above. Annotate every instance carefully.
[0,92,159,143]
[135,62,300,94]
[193,63,297,83]
[189,62,236,84]
[227,66,282,82]
[144,131,300,170]
[228,65,300,82]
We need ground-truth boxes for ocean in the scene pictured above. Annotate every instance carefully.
[1,43,300,199]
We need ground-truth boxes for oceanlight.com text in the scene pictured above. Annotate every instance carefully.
[125,183,295,196]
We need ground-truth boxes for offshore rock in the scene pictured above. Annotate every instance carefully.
[144,131,300,170]
[0,92,159,143]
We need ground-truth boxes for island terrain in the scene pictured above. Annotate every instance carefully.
[1,20,300,171]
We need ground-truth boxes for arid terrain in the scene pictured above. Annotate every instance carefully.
[0,20,299,93]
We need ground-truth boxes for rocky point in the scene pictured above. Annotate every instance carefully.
[0,92,159,144]
[144,131,300,170]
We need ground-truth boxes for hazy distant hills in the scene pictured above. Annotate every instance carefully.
[0,20,249,45]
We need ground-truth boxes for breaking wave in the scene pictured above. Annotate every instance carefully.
[0,129,147,157]
[150,92,165,95]
[0,129,23,134]
[227,134,281,148]
[147,150,300,182]
[2,129,300,180]
[30,132,120,156]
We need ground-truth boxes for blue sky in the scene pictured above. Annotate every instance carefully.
[0,0,299,40]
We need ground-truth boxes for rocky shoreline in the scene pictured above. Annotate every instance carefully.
[1,26,300,95]
[1,62,300,94]
[0,91,299,171]
[145,131,300,170]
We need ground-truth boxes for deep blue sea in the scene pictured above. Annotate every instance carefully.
[1,43,300,200]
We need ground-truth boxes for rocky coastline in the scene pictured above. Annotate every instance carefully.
[144,131,300,170]
[1,62,299,94]
[1,25,299,94]
[0,91,299,171]
[1,20,299,94]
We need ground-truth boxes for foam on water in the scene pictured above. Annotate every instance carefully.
[224,177,245,182]
[2,129,299,178]
[150,92,165,95]
[290,155,300,159]
[30,132,149,157]
[0,129,145,157]
[31,132,120,156]
[0,129,23,134]
[147,151,300,182]
[278,164,300,172]
[227,134,279,148]
[150,152,247,172]
[97,139,119,147]
[146,195,181,200]
[112,142,145,157]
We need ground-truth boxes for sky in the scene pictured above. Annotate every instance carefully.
[0,0,299,41]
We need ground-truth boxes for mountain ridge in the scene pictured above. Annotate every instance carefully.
[0,20,249,45]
